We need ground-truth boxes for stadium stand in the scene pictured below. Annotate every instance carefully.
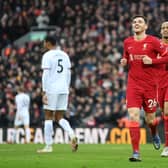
[0,0,167,128]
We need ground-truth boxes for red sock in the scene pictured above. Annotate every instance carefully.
[129,121,140,153]
[164,116,168,146]
[147,117,160,137]
[153,117,162,125]
[148,123,157,137]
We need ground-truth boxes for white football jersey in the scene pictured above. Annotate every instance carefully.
[15,93,30,114]
[41,49,71,94]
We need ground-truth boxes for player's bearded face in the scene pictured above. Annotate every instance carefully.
[161,22,168,38]
[132,18,147,34]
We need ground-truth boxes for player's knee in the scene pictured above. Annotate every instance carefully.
[128,108,140,122]
[45,110,53,120]
[129,115,139,122]
[146,116,155,125]
[55,111,64,122]
[146,119,153,125]
[164,111,168,116]
[129,113,139,122]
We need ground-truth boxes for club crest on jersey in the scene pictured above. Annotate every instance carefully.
[142,43,147,50]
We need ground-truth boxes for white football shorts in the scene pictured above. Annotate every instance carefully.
[43,93,68,111]
[14,112,30,126]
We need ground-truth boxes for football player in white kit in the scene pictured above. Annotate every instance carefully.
[37,36,78,153]
[14,85,30,143]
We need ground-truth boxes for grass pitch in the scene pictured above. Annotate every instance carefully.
[0,144,167,168]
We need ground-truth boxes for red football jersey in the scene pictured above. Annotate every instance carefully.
[152,43,168,88]
[123,35,167,90]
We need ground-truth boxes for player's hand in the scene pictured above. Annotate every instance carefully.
[120,58,127,66]
[42,94,48,105]
[142,56,152,64]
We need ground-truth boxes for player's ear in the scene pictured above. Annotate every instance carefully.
[43,40,46,47]
[145,24,148,30]
[44,41,50,48]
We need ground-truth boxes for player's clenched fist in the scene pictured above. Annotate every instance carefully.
[120,58,127,66]
[142,56,152,64]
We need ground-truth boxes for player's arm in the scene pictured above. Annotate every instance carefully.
[42,68,50,93]
[41,54,50,104]
[143,37,168,65]
[147,37,168,64]
[153,56,168,64]
[120,40,129,66]
[42,56,49,91]
[42,68,50,105]
[143,55,168,65]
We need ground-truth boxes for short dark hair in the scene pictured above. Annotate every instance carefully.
[131,15,148,24]
[45,35,60,45]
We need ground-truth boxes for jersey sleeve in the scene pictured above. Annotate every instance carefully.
[42,68,49,92]
[41,53,51,69]
[152,56,168,64]
[41,53,51,92]
[152,40,168,64]
[122,40,129,60]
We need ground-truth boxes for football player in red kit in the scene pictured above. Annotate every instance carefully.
[143,21,168,157]
[121,16,168,161]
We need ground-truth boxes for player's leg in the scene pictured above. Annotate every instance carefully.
[55,94,78,152]
[13,126,19,144]
[126,86,141,161]
[37,110,53,153]
[55,111,78,151]
[161,101,168,156]
[23,113,30,143]
[13,114,22,144]
[143,88,160,150]
[161,87,168,156]
[145,112,161,150]
[24,126,30,143]
[37,93,55,153]
[44,111,53,151]
[128,107,141,162]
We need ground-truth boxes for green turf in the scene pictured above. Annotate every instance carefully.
[0,144,167,168]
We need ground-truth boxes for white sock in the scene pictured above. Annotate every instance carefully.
[25,128,30,143]
[58,118,75,139]
[13,129,17,143]
[44,120,53,146]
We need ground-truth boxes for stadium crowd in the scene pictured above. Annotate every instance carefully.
[0,0,167,128]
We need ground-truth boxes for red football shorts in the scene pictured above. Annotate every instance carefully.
[126,85,157,113]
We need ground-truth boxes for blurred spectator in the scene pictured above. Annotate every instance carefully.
[36,10,50,28]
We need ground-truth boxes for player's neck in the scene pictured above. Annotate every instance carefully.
[134,32,147,41]
[48,45,56,50]
[162,37,168,44]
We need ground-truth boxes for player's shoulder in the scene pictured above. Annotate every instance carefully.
[24,93,30,97]
[55,49,69,56]
[16,93,23,99]
[56,49,70,61]
[43,50,55,57]
[163,42,168,47]
[42,51,51,60]
[15,94,19,99]
[146,35,160,42]
[124,36,134,43]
